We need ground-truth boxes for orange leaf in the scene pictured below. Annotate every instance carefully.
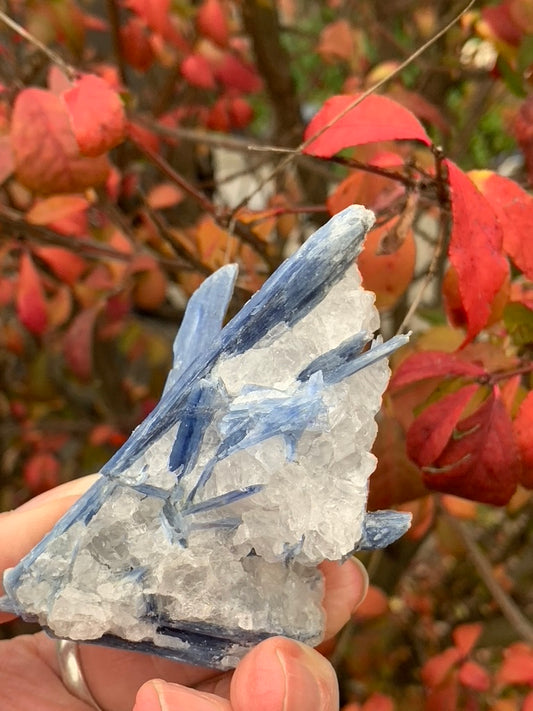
[317,19,354,64]
[352,585,389,621]
[26,195,90,225]
[33,247,86,285]
[459,661,490,692]
[303,94,431,158]
[421,648,462,688]
[497,643,533,685]
[63,74,127,157]
[147,182,184,209]
[368,414,427,508]
[17,252,47,336]
[11,88,109,193]
[195,215,234,268]
[513,391,533,488]
[357,217,416,310]
[452,623,483,657]
[446,161,509,343]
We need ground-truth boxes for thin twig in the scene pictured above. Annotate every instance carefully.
[442,507,533,645]
[130,135,218,216]
[0,9,77,80]
[0,205,188,272]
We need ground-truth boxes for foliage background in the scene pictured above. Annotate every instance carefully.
[2,0,533,708]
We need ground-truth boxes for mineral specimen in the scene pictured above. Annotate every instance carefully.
[0,205,410,670]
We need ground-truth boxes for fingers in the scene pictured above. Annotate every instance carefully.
[133,637,340,711]
[0,475,100,620]
[231,637,339,711]
[320,558,369,639]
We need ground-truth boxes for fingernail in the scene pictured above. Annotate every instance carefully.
[351,556,369,608]
[275,640,339,711]
[134,679,228,711]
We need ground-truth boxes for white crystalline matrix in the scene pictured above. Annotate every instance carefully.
[0,205,410,670]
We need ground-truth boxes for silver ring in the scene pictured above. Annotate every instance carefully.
[56,639,105,711]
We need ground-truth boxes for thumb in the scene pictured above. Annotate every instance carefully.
[133,679,231,711]
[230,637,339,711]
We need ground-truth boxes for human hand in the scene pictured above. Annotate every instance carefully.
[0,476,368,711]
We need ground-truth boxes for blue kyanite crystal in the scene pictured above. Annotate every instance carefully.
[0,205,410,670]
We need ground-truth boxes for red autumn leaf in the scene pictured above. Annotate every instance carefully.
[423,389,519,505]
[181,53,216,90]
[119,17,154,71]
[424,680,459,711]
[89,424,127,448]
[207,96,232,132]
[17,252,47,336]
[229,96,253,129]
[497,643,533,685]
[196,0,229,48]
[482,2,523,46]
[63,306,99,379]
[213,54,262,93]
[469,170,533,281]
[303,94,431,158]
[446,161,509,343]
[11,88,109,194]
[406,384,479,468]
[388,86,450,134]
[124,0,170,36]
[0,134,14,185]
[452,623,483,657]
[26,195,90,225]
[390,351,486,391]
[317,19,354,64]
[63,74,127,156]
[512,390,533,488]
[23,452,60,495]
[421,648,462,688]
[33,247,86,285]
[458,661,491,692]
[524,691,533,711]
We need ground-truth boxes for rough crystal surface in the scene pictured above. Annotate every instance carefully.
[0,206,411,670]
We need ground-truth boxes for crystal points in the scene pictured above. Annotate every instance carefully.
[0,205,411,670]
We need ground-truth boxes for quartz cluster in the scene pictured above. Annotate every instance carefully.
[1,205,410,669]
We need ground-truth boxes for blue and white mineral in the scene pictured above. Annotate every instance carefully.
[1,205,411,670]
